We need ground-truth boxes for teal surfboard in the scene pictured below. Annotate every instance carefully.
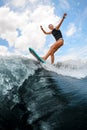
[29,48,45,63]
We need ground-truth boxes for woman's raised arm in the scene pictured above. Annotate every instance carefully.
[56,13,67,30]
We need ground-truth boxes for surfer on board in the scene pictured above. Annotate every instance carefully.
[40,13,67,64]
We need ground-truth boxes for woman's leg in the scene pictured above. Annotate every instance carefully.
[42,48,53,60]
[42,39,64,62]
[51,53,54,64]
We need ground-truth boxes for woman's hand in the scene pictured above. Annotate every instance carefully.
[40,25,52,34]
[63,13,67,18]
[40,25,43,30]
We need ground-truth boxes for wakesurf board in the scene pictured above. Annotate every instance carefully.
[29,48,45,63]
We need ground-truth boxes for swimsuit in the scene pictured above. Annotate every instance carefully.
[52,29,63,41]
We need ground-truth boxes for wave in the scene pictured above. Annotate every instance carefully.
[0,55,87,130]
[42,59,87,79]
[0,55,41,95]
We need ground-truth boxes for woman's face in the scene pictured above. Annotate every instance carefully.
[48,24,54,30]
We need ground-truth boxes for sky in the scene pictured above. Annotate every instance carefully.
[0,0,87,62]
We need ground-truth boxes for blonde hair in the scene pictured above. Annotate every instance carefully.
[48,24,53,27]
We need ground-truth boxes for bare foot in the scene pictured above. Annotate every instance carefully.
[41,57,45,61]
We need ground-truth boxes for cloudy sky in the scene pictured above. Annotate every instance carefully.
[0,0,87,62]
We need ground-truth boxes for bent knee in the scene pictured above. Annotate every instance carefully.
[61,41,64,46]
[60,42,64,47]
[50,45,56,50]
[61,40,64,46]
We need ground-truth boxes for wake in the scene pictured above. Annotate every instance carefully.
[41,59,87,79]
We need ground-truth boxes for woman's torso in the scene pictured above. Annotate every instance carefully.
[52,29,63,41]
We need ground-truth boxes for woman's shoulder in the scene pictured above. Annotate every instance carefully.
[52,28,59,32]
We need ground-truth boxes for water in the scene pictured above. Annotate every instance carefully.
[0,55,87,130]
[42,59,87,79]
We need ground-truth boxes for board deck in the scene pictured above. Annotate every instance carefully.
[29,48,45,63]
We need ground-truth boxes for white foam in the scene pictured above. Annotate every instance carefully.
[0,56,40,95]
[42,59,87,79]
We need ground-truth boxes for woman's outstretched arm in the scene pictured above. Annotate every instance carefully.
[40,26,52,35]
[56,13,67,30]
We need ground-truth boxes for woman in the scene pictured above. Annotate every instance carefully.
[40,13,67,64]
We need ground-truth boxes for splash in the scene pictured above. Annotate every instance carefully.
[42,59,87,79]
[0,55,40,95]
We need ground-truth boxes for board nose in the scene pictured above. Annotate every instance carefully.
[29,48,32,52]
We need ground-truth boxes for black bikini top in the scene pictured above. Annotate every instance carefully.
[52,29,63,41]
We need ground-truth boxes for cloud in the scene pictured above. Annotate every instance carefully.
[66,23,76,36]
[0,6,27,47]
[6,0,51,9]
[0,1,59,54]
[0,46,9,55]
[59,0,70,10]
[10,0,27,8]
[56,45,87,61]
